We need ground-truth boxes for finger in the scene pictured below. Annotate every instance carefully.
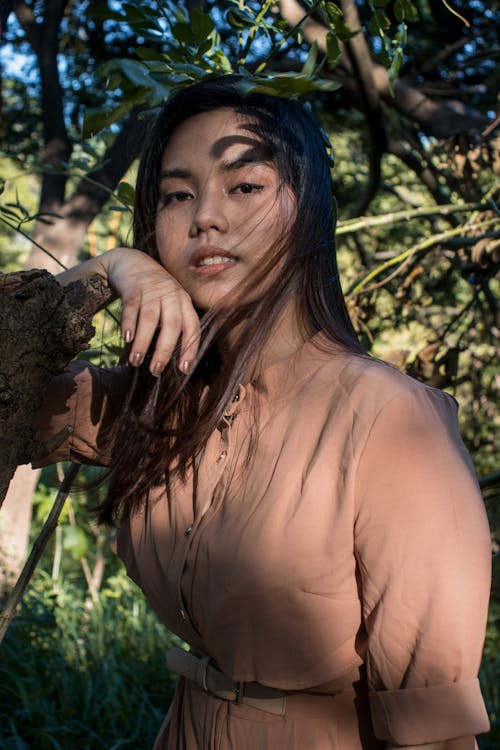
[178,296,201,374]
[149,301,185,376]
[120,297,140,344]
[129,302,161,367]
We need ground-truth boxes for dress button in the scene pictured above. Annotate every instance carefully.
[185,523,193,535]
[179,607,187,621]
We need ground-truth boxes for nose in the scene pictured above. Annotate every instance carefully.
[188,191,229,237]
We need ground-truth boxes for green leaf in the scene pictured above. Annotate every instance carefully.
[326,32,342,66]
[238,74,341,98]
[196,37,216,58]
[83,102,132,138]
[0,205,21,220]
[118,59,156,88]
[394,0,404,22]
[190,5,215,43]
[226,8,256,30]
[136,48,170,63]
[302,41,318,78]
[172,21,194,44]
[5,200,29,217]
[389,46,404,79]
[121,2,162,27]
[372,9,391,31]
[373,0,391,6]
[325,2,342,20]
[115,181,135,207]
[402,0,418,22]
[330,17,360,41]
[121,3,145,21]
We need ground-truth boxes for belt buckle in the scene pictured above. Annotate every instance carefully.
[233,681,244,705]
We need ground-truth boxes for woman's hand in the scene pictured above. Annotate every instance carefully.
[57,247,200,376]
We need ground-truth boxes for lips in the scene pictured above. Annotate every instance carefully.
[191,245,236,266]
[196,255,236,267]
[189,246,237,276]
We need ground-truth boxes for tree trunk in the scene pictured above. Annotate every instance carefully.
[0,270,112,514]
[0,465,39,593]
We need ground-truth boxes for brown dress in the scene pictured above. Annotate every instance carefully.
[33,336,491,749]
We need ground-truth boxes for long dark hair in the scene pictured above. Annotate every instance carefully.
[98,75,363,524]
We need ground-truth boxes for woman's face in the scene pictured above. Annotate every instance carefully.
[155,108,295,311]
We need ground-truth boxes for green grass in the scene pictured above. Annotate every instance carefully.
[0,572,179,750]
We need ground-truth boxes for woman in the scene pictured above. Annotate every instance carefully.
[34,76,491,749]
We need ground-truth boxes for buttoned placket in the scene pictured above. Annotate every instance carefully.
[174,387,245,632]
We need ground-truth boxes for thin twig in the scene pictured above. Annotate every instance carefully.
[0,463,81,643]
[347,218,499,296]
[336,201,489,235]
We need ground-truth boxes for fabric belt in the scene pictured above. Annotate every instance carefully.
[165,646,287,715]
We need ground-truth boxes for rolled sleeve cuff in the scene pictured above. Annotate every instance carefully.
[369,679,490,744]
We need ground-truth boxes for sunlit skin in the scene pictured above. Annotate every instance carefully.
[155,108,296,314]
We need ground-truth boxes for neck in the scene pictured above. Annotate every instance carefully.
[217,298,308,383]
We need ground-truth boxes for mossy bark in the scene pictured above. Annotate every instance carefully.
[0,269,112,506]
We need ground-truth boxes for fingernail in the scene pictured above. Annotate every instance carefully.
[152,361,163,377]
[124,329,132,343]
[131,352,142,367]
[181,360,191,374]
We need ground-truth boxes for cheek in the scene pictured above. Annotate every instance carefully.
[155,211,177,253]
[255,191,296,247]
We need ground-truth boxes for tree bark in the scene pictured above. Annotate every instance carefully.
[338,0,386,215]
[14,0,72,211]
[0,270,112,508]
[0,465,39,594]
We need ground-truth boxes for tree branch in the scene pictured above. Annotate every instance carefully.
[66,105,147,224]
[15,0,72,210]
[278,0,489,138]
[338,0,386,216]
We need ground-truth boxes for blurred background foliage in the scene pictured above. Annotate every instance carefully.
[0,0,498,747]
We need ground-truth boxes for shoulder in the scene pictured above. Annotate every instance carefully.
[306,343,458,425]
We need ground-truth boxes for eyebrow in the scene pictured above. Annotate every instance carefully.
[220,153,269,172]
[159,150,271,182]
[159,167,191,181]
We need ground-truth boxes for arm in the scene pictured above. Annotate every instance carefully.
[57,247,200,376]
[32,360,130,467]
[354,385,491,748]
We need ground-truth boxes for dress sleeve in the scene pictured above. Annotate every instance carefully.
[353,384,491,748]
[31,359,130,467]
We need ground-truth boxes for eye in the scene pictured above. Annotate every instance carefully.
[161,191,193,206]
[232,183,264,195]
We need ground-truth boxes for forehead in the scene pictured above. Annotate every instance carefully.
[161,108,270,165]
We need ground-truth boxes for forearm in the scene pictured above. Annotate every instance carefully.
[56,248,120,292]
